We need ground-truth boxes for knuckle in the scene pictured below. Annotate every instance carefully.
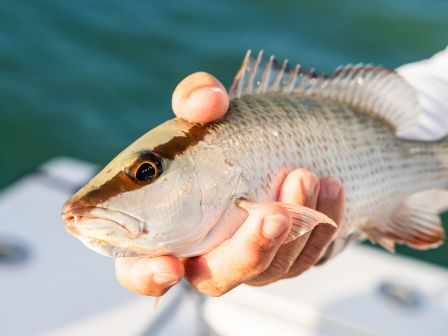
[277,254,297,274]
[246,273,274,286]
[285,266,305,279]
[288,168,319,185]
[247,256,295,286]
[272,254,297,277]
[319,176,334,184]
[286,259,312,278]
[274,206,290,218]
[285,246,323,279]
[242,250,267,273]
[299,248,320,268]
[262,262,289,280]
[243,244,276,274]
[302,170,320,184]
[320,176,343,190]
[256,205,289,219]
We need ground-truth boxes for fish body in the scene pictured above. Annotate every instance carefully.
[62,51,448,259]
[210,94,448,256]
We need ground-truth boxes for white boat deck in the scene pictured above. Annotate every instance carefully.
[1,157,447,335]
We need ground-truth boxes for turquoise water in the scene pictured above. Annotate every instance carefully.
[1,0,447,266]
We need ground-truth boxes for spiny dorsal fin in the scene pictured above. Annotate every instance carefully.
[229,50,422,139]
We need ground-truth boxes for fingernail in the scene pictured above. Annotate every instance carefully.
[325,179,342,200]
[262,214,289,239]
[188,86,224,104]
[152,273,180,286]
[301,175,319,197]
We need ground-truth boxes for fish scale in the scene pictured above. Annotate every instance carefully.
[206,94,448,240]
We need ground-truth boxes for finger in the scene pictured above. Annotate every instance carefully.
[172,72,229,123]
[248,169,320,285]
[285,177,344,278]
[185,205,290,296]
[115,256,184,297]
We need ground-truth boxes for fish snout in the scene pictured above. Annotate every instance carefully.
[62,202,144,237]
[61,199,75,219]
[61,191,98,216]
[61,198,90,227]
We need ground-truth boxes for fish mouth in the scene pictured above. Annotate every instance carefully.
[62,207,179,258]
[62,206,144,237]
[62,207,152,257]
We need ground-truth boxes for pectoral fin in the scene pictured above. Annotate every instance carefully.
[364,189,447,252]
[239,200,337,243]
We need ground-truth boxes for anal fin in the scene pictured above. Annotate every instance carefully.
[365,189,447,251]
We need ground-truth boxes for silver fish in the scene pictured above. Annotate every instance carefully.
[62,51,447,259]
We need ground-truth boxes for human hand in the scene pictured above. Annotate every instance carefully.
[115,72,345,296]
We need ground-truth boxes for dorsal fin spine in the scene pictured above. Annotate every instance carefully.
[246,50,263,95]
[258,55,274,94]
[228,50,425,140]
[272,59,288,91]
[285,64,300,93]
[229,50,251,98]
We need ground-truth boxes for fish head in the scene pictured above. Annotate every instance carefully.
[62,118,242,257]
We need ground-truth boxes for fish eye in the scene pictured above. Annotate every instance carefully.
[125,152,164,183]
[135,161,157,182]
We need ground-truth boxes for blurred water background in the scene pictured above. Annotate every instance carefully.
[0,0,447,266]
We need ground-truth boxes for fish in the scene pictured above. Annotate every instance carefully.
[62,50,448,260]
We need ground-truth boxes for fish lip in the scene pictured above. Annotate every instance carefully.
[78,237,144,257]
[63,214,129,237]
[62,206,144,236]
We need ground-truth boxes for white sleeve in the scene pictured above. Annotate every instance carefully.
[396,47,448,140]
